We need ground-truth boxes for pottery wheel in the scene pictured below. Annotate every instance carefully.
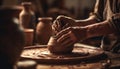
[21,45,105,64]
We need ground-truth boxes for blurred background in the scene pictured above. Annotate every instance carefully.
[0,0,100,46]
[0,0,96,20]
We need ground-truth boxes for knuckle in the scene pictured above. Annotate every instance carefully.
[67,27,72,30]
[57,15,65,19]
[61,35,65,38]
[67,27,73,31]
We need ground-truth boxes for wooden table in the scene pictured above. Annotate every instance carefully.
[18,43,120,69]
[36,52,120,69]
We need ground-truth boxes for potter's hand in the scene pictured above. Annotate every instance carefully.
[48,41,74,54]
[48,36,74,54]
[56,27,87,47]
[52,15,76,34]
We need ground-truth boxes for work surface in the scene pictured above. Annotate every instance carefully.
[36,51,120,69]
[19,43,120,69]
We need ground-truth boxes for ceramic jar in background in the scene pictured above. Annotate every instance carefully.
[36,17,53,45]
[19,2,36,45]
[19,2,36,29]
[24,29,34,46]
[0,8,25,69]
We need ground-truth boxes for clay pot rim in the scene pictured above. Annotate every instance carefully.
[21,2,32,6]
[38,17,53,21]
[24,29,34,32]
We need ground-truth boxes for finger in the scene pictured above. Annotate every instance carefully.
[52,20,60,31]
[60,34,75,48]
[56,15,66,20]
[52,20,61,33]
[57,32,70,43]
[60,38,72,47]
[59,37,71,46]
[69,31,77,42]
[58,31,76,48]
[58,34,74,45]
[62,23,69,30]
[52,21,57,31]
[56,20,62,31]
[56,15,70,27]
[62,40,74,49]
[56,27,72,39]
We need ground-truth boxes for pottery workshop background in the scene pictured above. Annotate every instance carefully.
[0,0,96,20]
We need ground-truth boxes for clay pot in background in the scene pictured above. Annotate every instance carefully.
[24,29,34,46]
[19,2,36,29]
[36,17,53,45]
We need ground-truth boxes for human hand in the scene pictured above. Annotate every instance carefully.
[48,36,74,54]
[55,27,87,48]
[52,15,76,34]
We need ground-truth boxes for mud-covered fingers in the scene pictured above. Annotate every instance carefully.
[52,20,58,32]
[56,27,72,39]
[62,23,69,30]
[56,15,66,20]
[61,38,74,48]
[57,31,70,43]
[57,29,77,43]
[58,31,76,47]
[69,31,77,42]
[52,20,61,33]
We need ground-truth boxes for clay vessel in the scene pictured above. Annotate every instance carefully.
[24,29,34,46]
[36,17,53,45]
[19,2,35,29]
[47,36,74,54]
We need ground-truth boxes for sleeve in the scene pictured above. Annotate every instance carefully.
[90,0,105,22]
[109,1,120,34]
[109,13,120,34]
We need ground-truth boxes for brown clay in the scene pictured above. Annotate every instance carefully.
[36,17,53,45]
[47,36,74,54]
[24,29,34,46]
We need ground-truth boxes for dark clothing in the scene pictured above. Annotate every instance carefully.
[93,0,120,52]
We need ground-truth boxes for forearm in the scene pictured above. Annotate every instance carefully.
[85,20,115,38]
[75,15,98,26]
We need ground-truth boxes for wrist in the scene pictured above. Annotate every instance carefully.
[71,26,88,41]
[84,20,111,38]
[84,26,91,38]
[81,27,88,40]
